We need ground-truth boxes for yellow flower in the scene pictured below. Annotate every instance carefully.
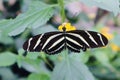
[100,27,113,40]
[110,43,120,52]
[102,33,113,40]
[58,22,76,31]
[100,27,109,32]
[100,27,120,52]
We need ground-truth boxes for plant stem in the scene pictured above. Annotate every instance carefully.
[58,0,66,22]
[40,52,53,69]
[113,16,118,26]
[50,4,59,8]
[20,28,30,39]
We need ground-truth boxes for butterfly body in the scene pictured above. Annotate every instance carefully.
[23,29,108,55]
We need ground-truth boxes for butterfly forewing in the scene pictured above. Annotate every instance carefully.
[23,31,65,54]
[66,30,108,48]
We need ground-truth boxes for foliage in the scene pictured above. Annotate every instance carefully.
[0,0,120,80]
[0,1,55,36]
[0,52,16,66]
[51,52,95,80]
[27,73,50,80]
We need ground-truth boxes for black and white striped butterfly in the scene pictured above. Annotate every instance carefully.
[23,26,108,55]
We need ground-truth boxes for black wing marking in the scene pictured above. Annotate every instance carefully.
[23,30,108,55]
[23,31,65,54]
[66,30,108,49]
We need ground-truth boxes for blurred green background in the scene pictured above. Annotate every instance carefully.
[0,0,120,80]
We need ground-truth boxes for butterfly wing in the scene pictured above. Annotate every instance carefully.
[66,30,108,51]
[23,31,65,54]
[23,30,108,54]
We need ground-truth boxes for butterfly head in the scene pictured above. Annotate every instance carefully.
[58,22,76,32]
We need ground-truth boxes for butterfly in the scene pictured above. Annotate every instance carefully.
[23,23,108,55]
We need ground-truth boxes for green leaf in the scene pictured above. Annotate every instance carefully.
[17,49,25,68]
[18,48,25,56]
[32,25,57,35]
[0,19,12,30]
[51,57,95,80]
[93,50,110,66]
[17,55,41,72]
[27,73,50,80]
[69,52,90,63]
[80,0,119,16]
[0,32,13,44]
[0,1,55,36]
[90,65,118,80]
[0,52,16,66]
[0,20,13,44]
[24,58,41,70]
[17,50,41,71]
[26,52,40,60]
[17,55,23,68]
[112,58,120,67]
[0,68,17,80]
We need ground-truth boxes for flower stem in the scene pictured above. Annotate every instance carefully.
[58,0,66,22]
